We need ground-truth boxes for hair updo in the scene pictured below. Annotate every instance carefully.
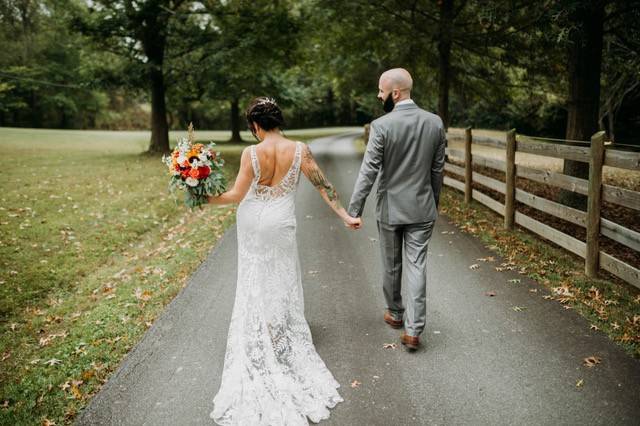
[245,96,285,132]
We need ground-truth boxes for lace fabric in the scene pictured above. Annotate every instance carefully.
[211,141,344,425]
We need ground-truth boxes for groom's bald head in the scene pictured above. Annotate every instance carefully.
[378,68,413,103]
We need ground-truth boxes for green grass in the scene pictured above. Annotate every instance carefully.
[0,126,349,425]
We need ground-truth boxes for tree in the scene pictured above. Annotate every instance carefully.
[554,1,605,209]
[0,0,105,128]
[199,0,300,142]
[72,0,193,154]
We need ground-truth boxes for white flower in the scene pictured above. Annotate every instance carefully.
[171,169,180,176]
[198,152,208,162]
[185,177,199,187]
[177,155,187,164]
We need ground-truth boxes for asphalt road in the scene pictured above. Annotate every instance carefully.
[76,133,640,426]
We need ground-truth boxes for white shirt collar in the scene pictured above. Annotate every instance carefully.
[395,98,415,106]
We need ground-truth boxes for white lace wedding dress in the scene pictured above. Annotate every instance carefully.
[210,141,344,425]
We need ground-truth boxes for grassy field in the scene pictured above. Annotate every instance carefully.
[0,126,354,425]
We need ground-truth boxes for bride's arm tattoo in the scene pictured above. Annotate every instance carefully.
[303,146,342,208]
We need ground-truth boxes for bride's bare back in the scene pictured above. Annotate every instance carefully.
[253,139,298,188]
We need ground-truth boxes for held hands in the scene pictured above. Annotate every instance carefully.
[343,215,363,230]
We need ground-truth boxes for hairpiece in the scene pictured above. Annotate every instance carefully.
[255,97,277,107]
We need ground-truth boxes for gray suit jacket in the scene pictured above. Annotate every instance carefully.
[348,101,446,224]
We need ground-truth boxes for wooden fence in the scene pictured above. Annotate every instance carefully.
[443,128,640,289]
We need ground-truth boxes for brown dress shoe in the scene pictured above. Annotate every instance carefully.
[400,331,420,351]
[384,310,403,329]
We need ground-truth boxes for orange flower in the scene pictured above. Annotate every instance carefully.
[189,168,200,179]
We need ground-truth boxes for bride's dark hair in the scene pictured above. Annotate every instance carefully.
[245,97,285,131]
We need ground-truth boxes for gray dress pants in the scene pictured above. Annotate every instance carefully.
[377,220,435,337]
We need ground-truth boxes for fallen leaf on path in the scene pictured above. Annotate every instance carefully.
[350,380,361,388]
[382,343,397,349]
[507,279,521,284]
[484,291,496,297]
[590,324,599,331]
[512,306,526,312]
[583,356,601,368]
[469,264,480,270]
[529,289,538,293]
[576,379,584,387]
[476,257,495,262]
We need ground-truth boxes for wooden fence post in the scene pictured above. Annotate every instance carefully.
[504,129,517,230]
[464,127,472,205]
[586,131,606,277]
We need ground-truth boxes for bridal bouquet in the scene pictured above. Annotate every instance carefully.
[161,123,227,209]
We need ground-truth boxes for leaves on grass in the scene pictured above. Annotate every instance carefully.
[134,287,152,302]
[590,324,600,331]
[44,358,61,366]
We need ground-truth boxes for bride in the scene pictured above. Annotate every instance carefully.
[207,96,361,425]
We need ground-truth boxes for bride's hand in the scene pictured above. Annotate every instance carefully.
[343,215,362,230]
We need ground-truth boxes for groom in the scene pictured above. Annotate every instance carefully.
[348,68,446,351]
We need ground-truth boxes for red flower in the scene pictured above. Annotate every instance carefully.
[189,168,200,179]
[198,166,211,178]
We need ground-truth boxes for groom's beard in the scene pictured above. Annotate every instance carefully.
[382,93,395,113]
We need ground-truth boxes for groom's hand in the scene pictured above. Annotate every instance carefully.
[344,216,363,230]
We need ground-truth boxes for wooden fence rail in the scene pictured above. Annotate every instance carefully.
[443,129,640,289]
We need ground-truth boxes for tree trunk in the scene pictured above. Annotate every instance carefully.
[607,97,615,143]
[558,0,605,211]
[230,97,242,142]
[437,0,453,130]
[142,7,170,154]
[147,63,170,153]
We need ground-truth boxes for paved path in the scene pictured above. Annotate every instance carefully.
[76,133,640,426]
